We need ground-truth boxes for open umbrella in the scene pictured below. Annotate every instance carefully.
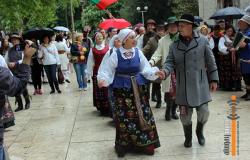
[99,18,131,30]
[245,5,250,15]
[53,26,70,32]
[194,16,203,23]
[91,0,117,10]
[210,7,245,20]
[23,28,54,40]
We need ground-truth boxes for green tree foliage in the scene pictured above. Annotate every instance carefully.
[0,0,80,32]
[0,0,58,31]
[171,0,199,18]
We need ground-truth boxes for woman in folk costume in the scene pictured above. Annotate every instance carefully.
[99,35,121,119]
[218,25,242,91]
[98,29,161,157]
[87,32,110,116]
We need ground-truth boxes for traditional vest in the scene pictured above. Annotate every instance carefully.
[112,48,148,89]
[92,45,109,75]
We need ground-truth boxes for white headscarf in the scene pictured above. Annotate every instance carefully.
[117,29,135,43]
[109,35,119,48]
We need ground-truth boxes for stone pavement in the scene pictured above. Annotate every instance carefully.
[4,77,250,160]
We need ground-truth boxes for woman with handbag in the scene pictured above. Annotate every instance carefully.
[70,34,88,91]
[218,25,242,91]
[39,36,61,94]
[97,29,160,157]
[55,34,70,83]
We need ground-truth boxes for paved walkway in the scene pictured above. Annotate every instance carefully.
[4,77,250,160]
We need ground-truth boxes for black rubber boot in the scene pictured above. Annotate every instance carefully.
[24,95,31,109]
[115,145,126,157]
[241,92,248,99]
[171,102,179,120]
[196,122,205,146]
[245,90,250,101]
[183,124,192,148]
[165,100,172,121]
[15,96,23,112]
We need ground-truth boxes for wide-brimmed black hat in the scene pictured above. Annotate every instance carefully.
[178,14,198,27]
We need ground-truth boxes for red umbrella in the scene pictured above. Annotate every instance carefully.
[99,18,131,30]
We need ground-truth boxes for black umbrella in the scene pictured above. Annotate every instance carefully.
[210,7,245,20]
[23,28,54,40]
[194,16,203,23]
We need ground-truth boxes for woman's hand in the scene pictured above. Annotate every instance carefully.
[98,80,107,88]
[229,48,236,52]
[155,70,166,80]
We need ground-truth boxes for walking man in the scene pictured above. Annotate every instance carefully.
[157,14,219,147]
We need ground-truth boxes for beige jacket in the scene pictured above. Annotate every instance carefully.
[149,34,173,93]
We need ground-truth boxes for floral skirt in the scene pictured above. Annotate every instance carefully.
[92,75,110,115]
[113,85,160,149]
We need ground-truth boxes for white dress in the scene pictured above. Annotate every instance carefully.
[55,41,70,70]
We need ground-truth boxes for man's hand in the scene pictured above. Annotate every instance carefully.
[239,41,247,48]
[22,40,37,65]
[98,80,107,88]
[209,82,217,92]
[155,70,166,80]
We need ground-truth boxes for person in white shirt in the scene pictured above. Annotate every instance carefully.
[136,26,145,50]
[55,34,70,83]
[38,36,61,94]
[218,25,242,91]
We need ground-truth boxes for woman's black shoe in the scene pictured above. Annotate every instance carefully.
[57,90,62,94]
[50,90,55,94]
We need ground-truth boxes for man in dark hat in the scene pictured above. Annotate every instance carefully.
[158,13,219,148]
[143,19,156,48]
[142,24,167,109]
[0,40,36,159]
[149,16,179,120]
[5,33,31,112]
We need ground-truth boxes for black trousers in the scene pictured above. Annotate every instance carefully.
[31,64,43,90]
[151,82,162,102]
[15,87,29,105]
[44,64,60,91]
[242,74,250,86]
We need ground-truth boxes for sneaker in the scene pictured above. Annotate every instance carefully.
[57,90,62,94]
[79,88,83,91]
[83,87,87,91]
